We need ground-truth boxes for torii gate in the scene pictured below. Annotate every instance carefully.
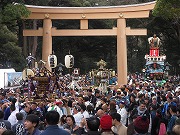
[23,1,156,86]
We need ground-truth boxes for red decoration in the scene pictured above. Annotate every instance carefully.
[150,48,159,56]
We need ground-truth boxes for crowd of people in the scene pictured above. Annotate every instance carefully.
[0,73,179,135]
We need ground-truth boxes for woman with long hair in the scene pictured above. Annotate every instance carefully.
[63,115,80,135]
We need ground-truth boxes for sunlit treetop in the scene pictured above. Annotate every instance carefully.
[153,0,180,20]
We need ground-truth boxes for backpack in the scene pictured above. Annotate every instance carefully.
[158,123,166,135]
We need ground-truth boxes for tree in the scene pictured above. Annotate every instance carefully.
[153,0,180,75]
[153,0,180,20]
[0,1,30,71]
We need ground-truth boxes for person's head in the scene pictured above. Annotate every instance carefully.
[0,110,4,119]
[95,89,100,97]
[60,115,67,125]
[144,97,149,104]
[73,105,81,114]
[78,97,84,104]
[87,117,100,131]
[24,114,39,130]
[45,111,59,125]
[38,102,44,108]
[72,101,77,108]
[152,96,157,103]
[156,108,162,117]
[10,98,17,105]
[139,101,146,111]
[66,115,75,126]
[133,116,149,134]
[116,89,121,95]
[169,105,177,114]
[31,102,37,110]
[172,125,180,135]
[138,94,145,99]
[87,105,94,114]
[111,112,121,126]
[84,96,89,102]
[87,89,92,96]
[119,100,125,109]
[55,101,63,108]
[0,93,5,100]
[2,130,15,135]
[62,99,68,106]
[109,100,116,110]
[32,110,41,118]
[80,104,86,112]
[101,104,108,112]
[130,94,136,102]
[96,109,105,118]
[101,98,107,104]
[167,96,173,103]
[16,112,23,121]
[100,115,112,131]
[24,103,31,113]
[10,104,15,112]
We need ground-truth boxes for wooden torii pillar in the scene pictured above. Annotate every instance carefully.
[23,1,156,86]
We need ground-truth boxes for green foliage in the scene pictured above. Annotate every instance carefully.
[0,42,26,71]
[0,24,26,71]
[152,0,180,75]
[0,1,30,71]
[153,0,180,19]
[0,25,17,44]
[3,3,30,23]
[71,0,91,6]
[24,0,51,5]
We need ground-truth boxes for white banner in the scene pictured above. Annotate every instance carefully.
[7,72,22,87]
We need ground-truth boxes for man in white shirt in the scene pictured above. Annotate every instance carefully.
[47,101,63,118]
[117,100,127,126]
[73,105,83,126]
[8,104,18,126]
[84,96,91,107]
[80,104,90,119]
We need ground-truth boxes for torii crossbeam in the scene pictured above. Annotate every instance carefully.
[23,1,156,86]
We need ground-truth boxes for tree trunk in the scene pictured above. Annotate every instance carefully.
[32,20,38,58]
[22,21,27,57]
